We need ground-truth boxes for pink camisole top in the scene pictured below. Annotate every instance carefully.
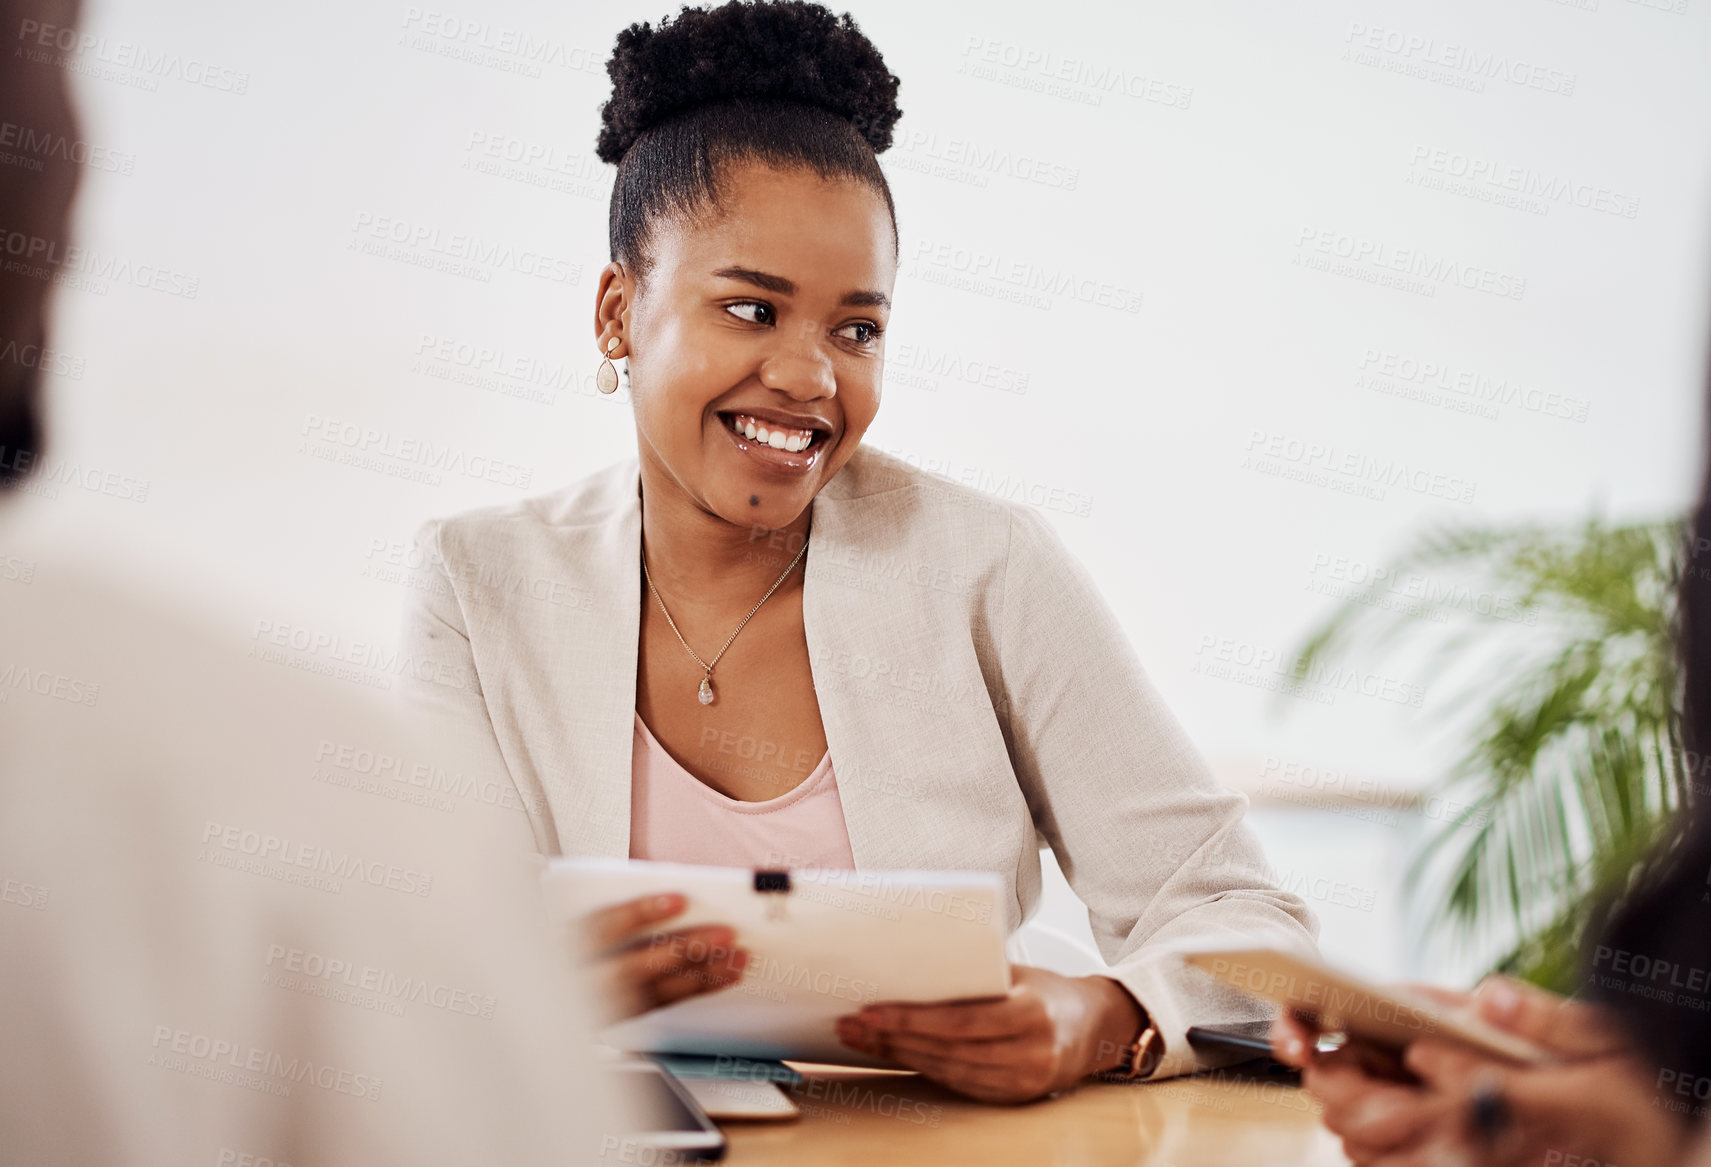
[628,712,857,871]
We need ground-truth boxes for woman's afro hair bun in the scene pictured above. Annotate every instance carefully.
[596,1,902,164]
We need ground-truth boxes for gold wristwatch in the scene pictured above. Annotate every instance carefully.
[1098,1016,1163,1082]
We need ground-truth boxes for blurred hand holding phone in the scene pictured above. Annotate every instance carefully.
[1183,945,1554,1075]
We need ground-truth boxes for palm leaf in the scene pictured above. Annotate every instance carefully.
[1287,515,1690,990]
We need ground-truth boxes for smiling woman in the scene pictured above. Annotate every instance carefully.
[399,0,1319,1105]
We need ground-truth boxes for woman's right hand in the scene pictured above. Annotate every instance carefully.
[581,892,749,1021]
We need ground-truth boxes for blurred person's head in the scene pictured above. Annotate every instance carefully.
[1587,335,1711,1114]
[0,0,81,489]
[591,0,901,533]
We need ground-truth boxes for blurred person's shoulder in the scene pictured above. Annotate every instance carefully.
[0,503,618,1166]
[0,504,517,846]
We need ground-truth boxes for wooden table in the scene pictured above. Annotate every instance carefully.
[722,1064,1351,1166]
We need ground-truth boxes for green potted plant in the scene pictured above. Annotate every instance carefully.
[1289,517,1692,991]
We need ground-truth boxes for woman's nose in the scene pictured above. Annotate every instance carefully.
[756,337,836,400]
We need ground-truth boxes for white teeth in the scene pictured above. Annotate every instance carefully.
[727,414,818,454]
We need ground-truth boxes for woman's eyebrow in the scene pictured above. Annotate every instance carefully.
[712,266,795,295]
[710,266,889,309]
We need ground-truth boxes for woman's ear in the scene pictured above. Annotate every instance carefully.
[593,261,630,358]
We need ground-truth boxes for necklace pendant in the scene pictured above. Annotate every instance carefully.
[697,675,715,705]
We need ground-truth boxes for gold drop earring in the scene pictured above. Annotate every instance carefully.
[596,335,621,394]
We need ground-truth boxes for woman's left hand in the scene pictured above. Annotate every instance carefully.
[833,964,1145,1104]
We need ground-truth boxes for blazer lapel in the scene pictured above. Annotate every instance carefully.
[804,480,948,872]
[545,460,642,859]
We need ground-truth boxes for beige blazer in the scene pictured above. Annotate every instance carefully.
[400,443,1319,1079]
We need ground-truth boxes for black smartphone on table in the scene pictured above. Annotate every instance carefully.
[1185,1020,1309,1078]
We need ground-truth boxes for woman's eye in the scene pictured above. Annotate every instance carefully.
[835,321,883,346]
[725,302,774,326]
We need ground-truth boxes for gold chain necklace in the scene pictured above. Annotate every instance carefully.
[641,535,810,705]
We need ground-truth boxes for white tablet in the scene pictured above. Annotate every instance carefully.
[545,857,1012,1066]
[1183,946,1554,1065]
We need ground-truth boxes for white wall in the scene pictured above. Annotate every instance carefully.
[23,0,1711,981]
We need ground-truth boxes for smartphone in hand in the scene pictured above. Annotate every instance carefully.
[1182,947,1553,1066]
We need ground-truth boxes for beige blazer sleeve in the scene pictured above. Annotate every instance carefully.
[997,503,1320,1079]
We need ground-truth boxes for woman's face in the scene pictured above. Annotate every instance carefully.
[605,162,896,534]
